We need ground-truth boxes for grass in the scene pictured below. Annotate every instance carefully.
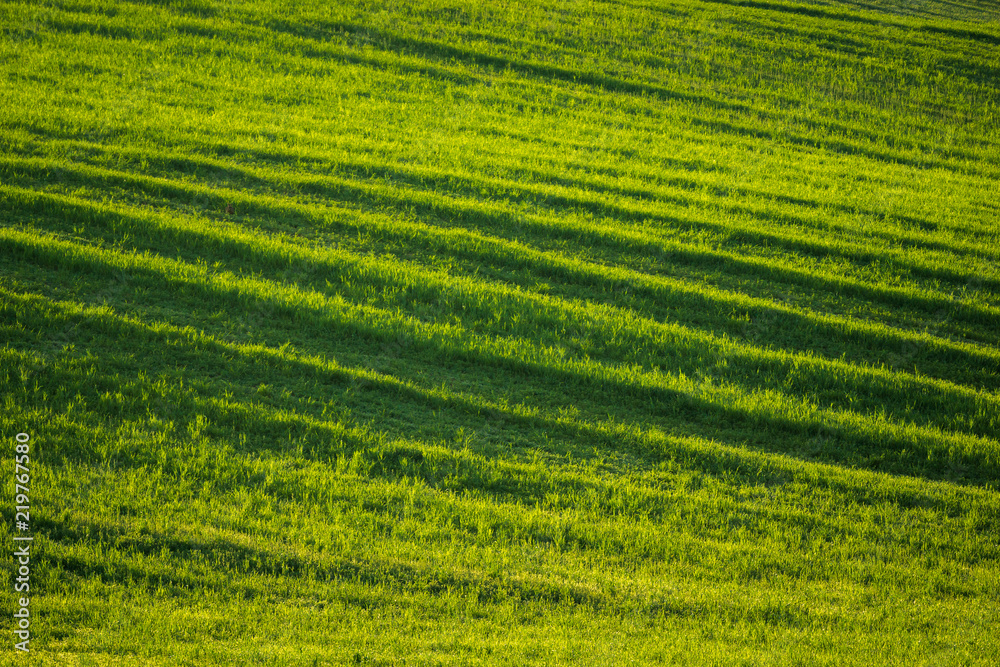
[1,0,999,664]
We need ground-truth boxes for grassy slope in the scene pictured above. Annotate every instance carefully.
[1,0,999,664]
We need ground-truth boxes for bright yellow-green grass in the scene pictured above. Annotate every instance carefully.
[1,0,999,664]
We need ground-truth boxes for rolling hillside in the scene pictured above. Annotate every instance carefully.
[1,0,999,663]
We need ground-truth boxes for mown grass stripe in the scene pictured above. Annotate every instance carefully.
[14,129,997,275]
[4,181,999,440]
[7,285,999,514]
[3,229,998,485]
[6,181,999,383]
[6,149,999,338]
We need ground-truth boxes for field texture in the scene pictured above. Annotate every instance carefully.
[2,0,999,664]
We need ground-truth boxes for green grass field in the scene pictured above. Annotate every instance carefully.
[2,0,999,663]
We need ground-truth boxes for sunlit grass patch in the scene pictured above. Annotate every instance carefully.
[2,0,999,663]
